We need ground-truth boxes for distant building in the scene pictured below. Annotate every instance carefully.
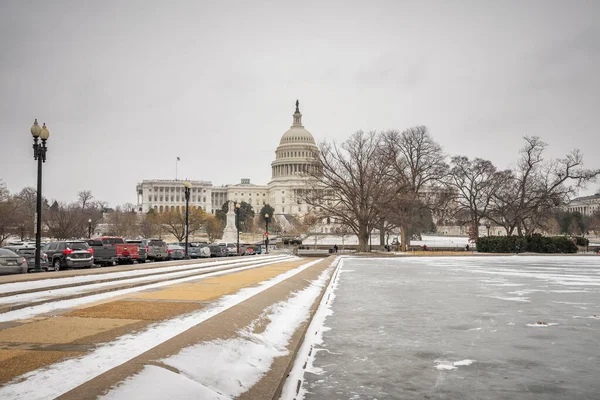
[135,100,318,217]
[566,193,600,216]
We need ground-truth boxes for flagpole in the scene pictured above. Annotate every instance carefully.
[176,157,178,181]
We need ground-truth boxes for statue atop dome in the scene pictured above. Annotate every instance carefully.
[293,99,302,126]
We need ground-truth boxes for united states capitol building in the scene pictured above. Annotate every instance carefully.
[135,101,318,225]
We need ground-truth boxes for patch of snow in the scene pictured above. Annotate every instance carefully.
[434,359,475,370]
[102,365,231,400]
[280,256,345,400]
[484,296,530,302]
[0,257,294,323]
[453,359,475,366]
[0,258,324,400]
[435,363,456,370]
[0,255,286,295]
[159,265,333,398]
[0,256,291,306]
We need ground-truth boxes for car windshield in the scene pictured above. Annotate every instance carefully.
[0,249,19,257]
[66,242,90,250]
[15,248,36,256]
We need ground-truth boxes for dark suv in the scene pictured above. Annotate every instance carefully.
[45,240,94,271]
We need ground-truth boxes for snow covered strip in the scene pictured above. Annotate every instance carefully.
[0,258,324,400]
[0,255,285,295]
[280,256,345,400]
[0,256,294,323]
[101,260,336,399]
[0,256,290,306]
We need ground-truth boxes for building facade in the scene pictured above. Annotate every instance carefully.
[566,193,600,216]
[135,101,318,217]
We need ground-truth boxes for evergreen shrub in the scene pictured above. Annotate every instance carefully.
[476,234,577,253]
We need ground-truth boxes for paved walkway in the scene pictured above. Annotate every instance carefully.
[0,256,335,399]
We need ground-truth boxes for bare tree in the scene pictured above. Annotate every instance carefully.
[589,210,600,236]
[381,127,449,250]
[160,208,206,242]
[139,210,160,238]
[448,157,508,240]
[45,201,83,239]
[106,206,139,237]
[204,214,223,242]
[77,190,94,210]
[0,181,20,245]
[302,131,400,252]
[12,187,38,240]
[490,137,599,235]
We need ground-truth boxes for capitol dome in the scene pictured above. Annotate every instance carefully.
[279,100,316,145]
[271,100,319,181]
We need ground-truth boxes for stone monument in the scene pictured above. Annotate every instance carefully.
[221,201,238,243]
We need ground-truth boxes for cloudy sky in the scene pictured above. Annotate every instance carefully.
[1,0,599,207]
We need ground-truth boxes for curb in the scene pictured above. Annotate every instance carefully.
[271,255,339,400]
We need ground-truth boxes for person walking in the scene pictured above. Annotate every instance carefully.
[333,244,338,253]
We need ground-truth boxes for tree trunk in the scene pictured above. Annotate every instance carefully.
[400,227,407,252]
[357,227,369,252]
[379,220,385,246]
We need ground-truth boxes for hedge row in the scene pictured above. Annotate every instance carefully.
[476,235,577,253]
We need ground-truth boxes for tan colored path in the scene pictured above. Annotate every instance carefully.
[0,258,308,386]
[59,256,335,400]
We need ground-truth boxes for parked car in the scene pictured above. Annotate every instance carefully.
[242,246,256,256]
[45,240,94,270]
[195,243,212,258]
[217,242,239,256]
[146,239,168,261]
[3,246,49,272]
[0,248,27,275]
[87,236,139,266]
[125,239,148,263]
[209,244,228,257]
[175,242,211,258]
[248,245,262,255]
[166,244,185,260]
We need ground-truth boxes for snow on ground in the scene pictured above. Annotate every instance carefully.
[102,262,334,399]
[101,365,231,400]
[0,255,284,294]
[0,257,293,323]
[0,258,324,400]
[280,256,345,400]
[0,256,290,306]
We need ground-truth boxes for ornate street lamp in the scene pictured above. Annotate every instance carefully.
[183,181,191,259]
[264,213,270,254]
[235,202,241,256]
[485,222,491,237]
[30,119,49,273]
[88,218,92,239]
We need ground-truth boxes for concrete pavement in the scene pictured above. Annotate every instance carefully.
[0,256,335,399]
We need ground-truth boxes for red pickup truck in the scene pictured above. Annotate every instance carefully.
[87,236,139,266]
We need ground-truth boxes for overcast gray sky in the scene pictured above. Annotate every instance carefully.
[1,0,599,207]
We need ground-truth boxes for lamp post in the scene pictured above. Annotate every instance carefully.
[264,213,270,254]
[183,181,191,259]
[30,119,49,273]
[235,202,241,256]
[88,218,92,239]
[485,223,491,237]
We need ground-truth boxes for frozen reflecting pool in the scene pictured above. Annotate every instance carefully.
[302,256,600,400]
